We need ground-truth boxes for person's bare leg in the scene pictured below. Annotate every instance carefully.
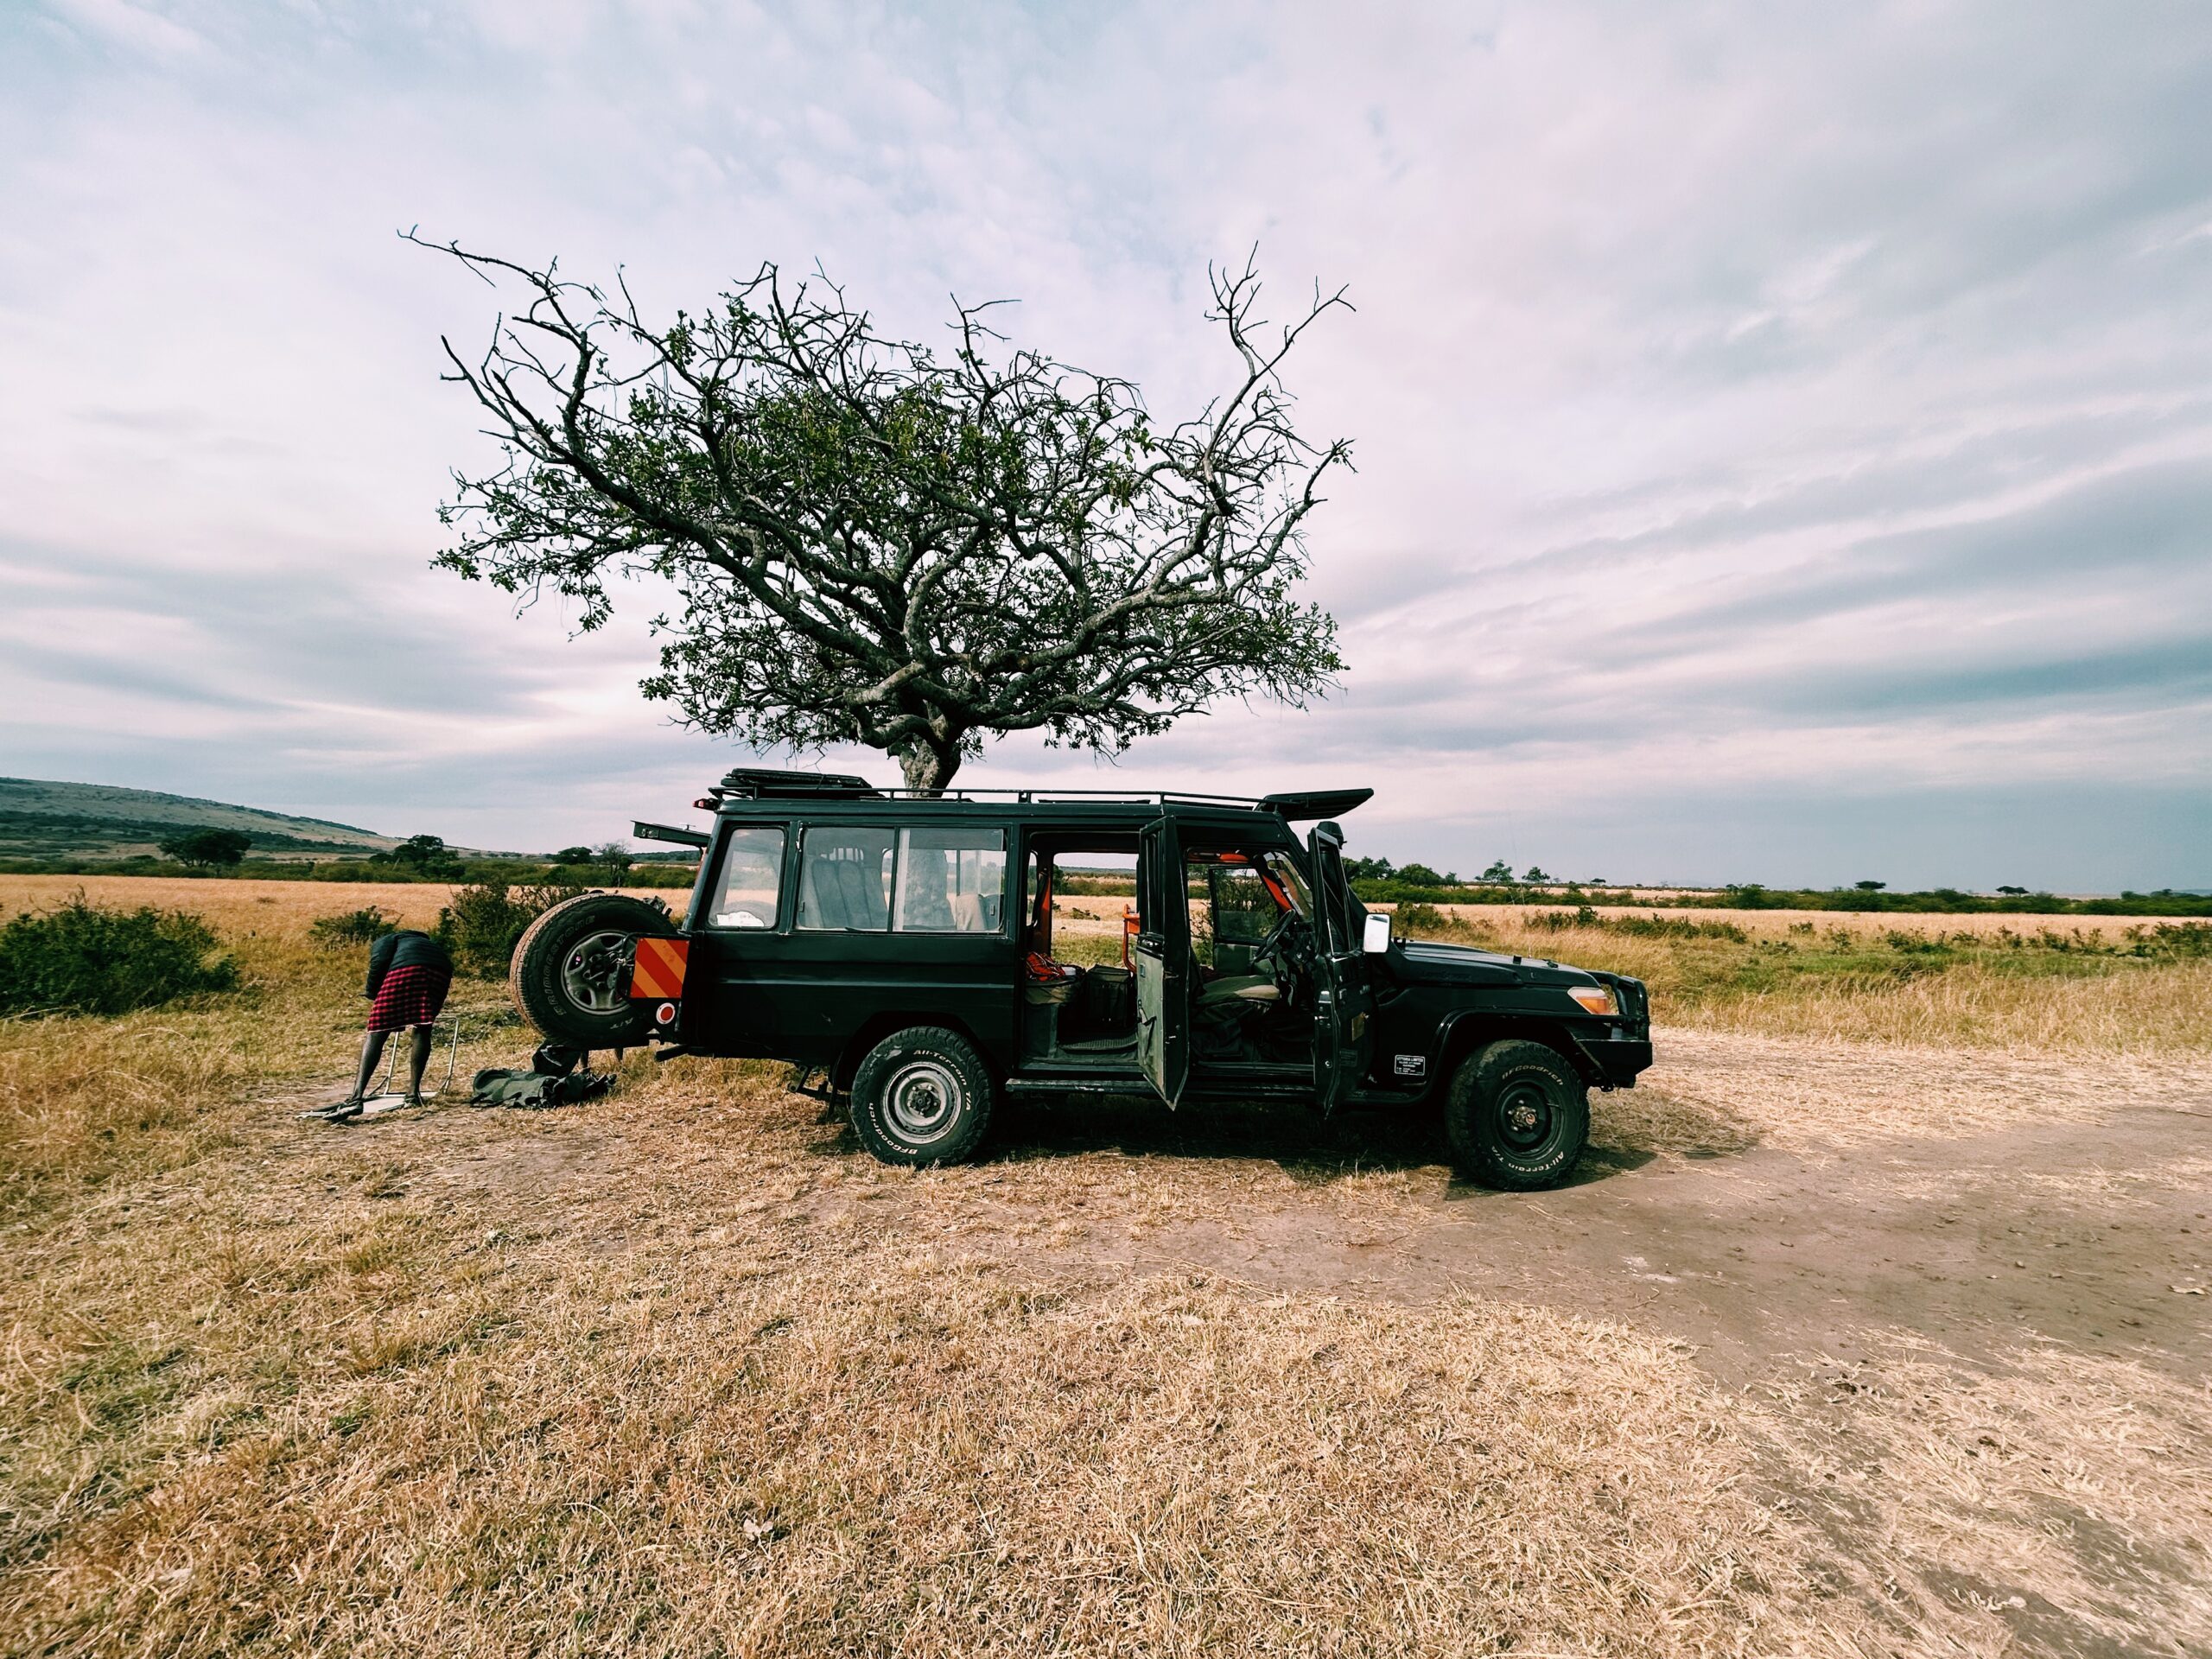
[351,1030,389,1102]
[406,1025,434,1103]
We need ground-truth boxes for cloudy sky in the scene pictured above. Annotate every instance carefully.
[3,2,2208,889]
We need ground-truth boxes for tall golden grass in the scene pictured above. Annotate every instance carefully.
[1380,904,2212,1052]
[3,875,2206,1654]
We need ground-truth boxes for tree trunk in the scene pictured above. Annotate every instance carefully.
[897,744,961,796]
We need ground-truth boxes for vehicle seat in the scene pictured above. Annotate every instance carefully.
[834,860,883,929]
[1197,974,1279,1007]
[802,861,848,929]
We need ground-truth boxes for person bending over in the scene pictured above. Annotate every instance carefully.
[326,928,453,1122]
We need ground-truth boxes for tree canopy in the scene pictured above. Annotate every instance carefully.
[158,829,251,869]
[420,238,1351,790]
[374,835,462,876]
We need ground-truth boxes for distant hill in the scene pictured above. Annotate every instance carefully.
[0,778,400,861]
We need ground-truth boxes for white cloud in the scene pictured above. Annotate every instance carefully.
[0,0,2208,887]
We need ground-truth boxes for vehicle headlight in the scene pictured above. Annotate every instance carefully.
[1568,985,1618,1017]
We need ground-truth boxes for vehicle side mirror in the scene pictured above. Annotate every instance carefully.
[1362,912,1392,954]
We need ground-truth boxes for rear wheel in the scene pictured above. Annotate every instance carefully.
[849,1027,994,1167]
[1445,1039,1588,1190]
[509,892,676,1050]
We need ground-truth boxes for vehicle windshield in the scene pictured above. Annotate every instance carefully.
[1261,850,1311,916]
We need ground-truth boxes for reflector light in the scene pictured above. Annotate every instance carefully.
[655,1001,677,1026]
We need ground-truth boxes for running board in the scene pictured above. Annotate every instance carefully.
[1004,1075,1156,1096]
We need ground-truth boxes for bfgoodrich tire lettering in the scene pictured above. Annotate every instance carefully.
[849,1027,994,1167]
[1444,1039,1588,1191]
[509,892,676,1050]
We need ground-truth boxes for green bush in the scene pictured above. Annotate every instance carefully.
[0,896,238,1018]
[2129,922,2212,959]
[437,880,585,978]
[308,906,399,947]
[1391,902,1452,932]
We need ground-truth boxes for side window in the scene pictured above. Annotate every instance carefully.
[1261,852,1311,917]
[707,825,787,929]
[1211,863,1280,945]
[894,828,1006,932]
[797,827,896,931]
[1185,859,1215,969]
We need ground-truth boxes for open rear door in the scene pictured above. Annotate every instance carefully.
[1135,813,1191,1109]
[1307,821,1374,1116]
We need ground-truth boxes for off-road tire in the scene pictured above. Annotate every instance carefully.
[1444,1039,1588,1190]
[849,1027,995,1167]
[509,892,676,1050]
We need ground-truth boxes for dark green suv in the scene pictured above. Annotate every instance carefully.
[509,769,1652,1189]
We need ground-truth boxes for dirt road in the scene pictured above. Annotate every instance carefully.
[1049,1042,2212,1389]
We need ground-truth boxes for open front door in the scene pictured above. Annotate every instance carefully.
[1135,814,1191,1109]
[1307,821,1373,1116]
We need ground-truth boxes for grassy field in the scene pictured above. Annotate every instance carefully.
[3,876,2207,1656]
[1378,900,2212,1053]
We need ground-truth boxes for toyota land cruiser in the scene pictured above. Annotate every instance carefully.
[507,769,1653,1189]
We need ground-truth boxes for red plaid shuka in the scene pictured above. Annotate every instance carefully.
[367,963,450,1033]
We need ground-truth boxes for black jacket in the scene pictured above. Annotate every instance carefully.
[365,930,453,998]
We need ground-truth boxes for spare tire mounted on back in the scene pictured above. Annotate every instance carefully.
[509,891,677,1050]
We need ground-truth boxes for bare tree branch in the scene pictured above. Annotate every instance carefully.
[410,230,1352,791]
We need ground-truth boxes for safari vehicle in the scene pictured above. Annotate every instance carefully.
[508,769,1652,1189]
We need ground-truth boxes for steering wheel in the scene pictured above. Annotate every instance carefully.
[1250,909,1309,1000]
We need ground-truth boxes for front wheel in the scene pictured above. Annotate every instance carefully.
[849,1027,995,1167]
[1444,1039,1588,1190]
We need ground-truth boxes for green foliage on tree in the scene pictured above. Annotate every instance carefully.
[157,828,252,869]
[374,834,463,877]
[418,238,1352,791]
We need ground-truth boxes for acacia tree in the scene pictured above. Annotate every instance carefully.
[419,236,1351,791]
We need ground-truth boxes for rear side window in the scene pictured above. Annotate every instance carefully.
[894,828,1006,932]
[709,825,786,929]
[798,827,897,931]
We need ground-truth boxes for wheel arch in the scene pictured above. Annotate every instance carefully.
[831,1012,998,1094]
[1434,1011,1604,1091]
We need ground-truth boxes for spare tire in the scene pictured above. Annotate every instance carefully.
[508,892,677,1050]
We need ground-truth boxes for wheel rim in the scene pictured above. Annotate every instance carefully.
[561,929,636,1014]
[1495,1077,1556,1155]
[883,1058,964,1144]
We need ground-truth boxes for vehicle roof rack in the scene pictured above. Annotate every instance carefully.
[702,772,1370,817]
[709,767,882,801]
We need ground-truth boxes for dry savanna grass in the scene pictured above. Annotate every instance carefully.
[4,1052,1867,1656]
[3,874,2208,1655]
[1379,900,2212,1053]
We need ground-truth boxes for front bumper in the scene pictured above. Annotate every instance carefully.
[1574,1034,1654,1089]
